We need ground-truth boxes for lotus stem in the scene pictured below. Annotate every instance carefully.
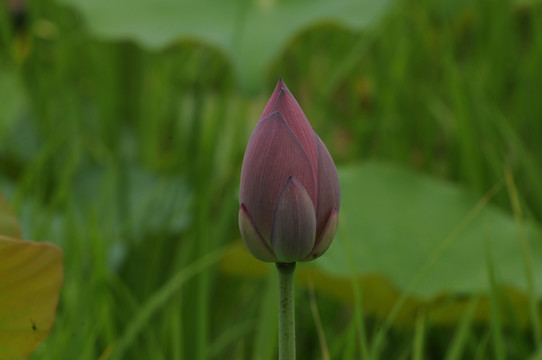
[277,262,296,360]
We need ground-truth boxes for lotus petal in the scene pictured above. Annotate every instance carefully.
[239,205,277,262]
[240,112,316,242]
[271,89,319,192]
[305,208,338,261]
[315,134,341,239]
[271,177,316,263]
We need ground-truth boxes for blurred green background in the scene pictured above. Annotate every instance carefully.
[1,0,542,358]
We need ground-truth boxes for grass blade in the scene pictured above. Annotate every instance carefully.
[484,235,505,360]
[504,167,541,348]
[109,246,231,360]
[444,297,479,360]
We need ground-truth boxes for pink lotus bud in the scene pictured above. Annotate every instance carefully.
[239,78,340,263]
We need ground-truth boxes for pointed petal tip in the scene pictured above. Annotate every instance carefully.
[273,77,288,95]
[278,77,289,89]
[261,78,288,120]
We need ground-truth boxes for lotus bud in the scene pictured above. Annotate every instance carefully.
[239,78,340,263]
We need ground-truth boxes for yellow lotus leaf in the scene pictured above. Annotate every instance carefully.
[0,235,63,360]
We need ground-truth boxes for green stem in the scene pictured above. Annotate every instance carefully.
[277,262,296,360]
